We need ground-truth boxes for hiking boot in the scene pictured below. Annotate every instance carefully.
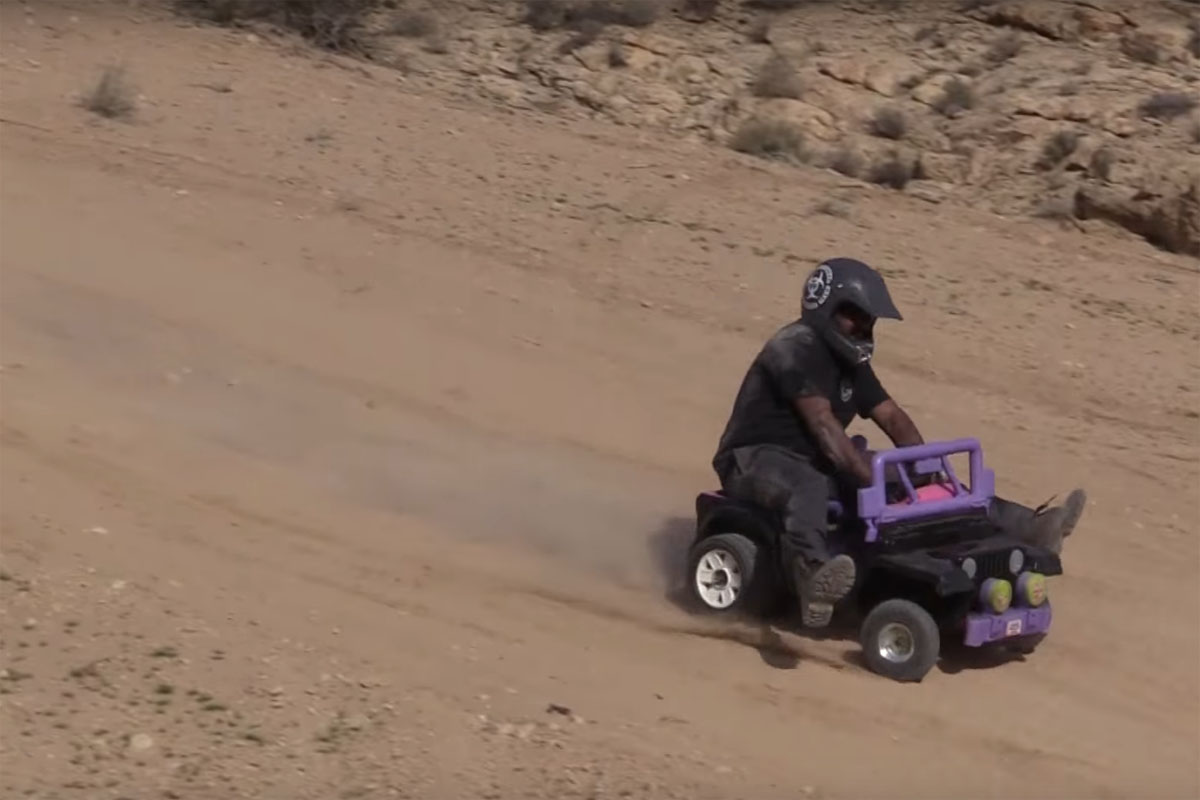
[1059,489,1087,540]
[1029,489,1088,554]
[794,554,857,628]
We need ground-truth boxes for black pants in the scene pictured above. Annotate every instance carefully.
[717,445,837,584]
[717,445,1041,589]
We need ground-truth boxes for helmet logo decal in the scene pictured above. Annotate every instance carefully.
[803,263,833,310]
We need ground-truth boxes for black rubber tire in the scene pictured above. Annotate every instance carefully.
[859,598,941,683]
[685,533,777,617]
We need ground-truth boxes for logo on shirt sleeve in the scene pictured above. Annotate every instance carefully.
[839,377,854,402]
[803,263,834,310]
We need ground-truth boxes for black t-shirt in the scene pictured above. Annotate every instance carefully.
[713,320,889,476]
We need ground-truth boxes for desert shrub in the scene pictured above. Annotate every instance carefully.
[1089,147,1114,181]
[175,0,379,54]
[1138,92,1198,121]
[524,0,662,31]
[730,118,807,161]
[868,154,917,189]
[985,31,1022,63]
[1037,130,1079,169]
[388,11,437,38]
[81,65,135,119]
[752,52,804,99]
[869,106,907,140]
[828,148,865,178]
[1120,32,1161,65]
[933,78,976,116]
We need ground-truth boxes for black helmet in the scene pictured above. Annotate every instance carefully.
[800,257,902,365]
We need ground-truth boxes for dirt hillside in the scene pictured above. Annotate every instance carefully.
[175,0,1200,255]
[1,1,1199,799]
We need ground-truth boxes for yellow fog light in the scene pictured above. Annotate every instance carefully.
[979,578,1012,613]
[1017,572,1048,607]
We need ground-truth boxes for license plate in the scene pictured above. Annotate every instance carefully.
[1005,619,1023,637]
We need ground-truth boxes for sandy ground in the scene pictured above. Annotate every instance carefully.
[1,2,1198,798]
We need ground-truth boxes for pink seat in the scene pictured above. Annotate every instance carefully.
[889,482,958,508]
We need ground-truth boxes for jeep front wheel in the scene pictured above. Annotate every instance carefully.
[859,598,941,682]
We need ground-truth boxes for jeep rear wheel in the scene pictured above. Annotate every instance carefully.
[686,533,776,617]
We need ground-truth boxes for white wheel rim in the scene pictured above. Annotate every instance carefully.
[877,622,916,663]
[694,548,742,609]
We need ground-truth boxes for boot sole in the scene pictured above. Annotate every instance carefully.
[801,555,857,628]
[1059,489,1087,539]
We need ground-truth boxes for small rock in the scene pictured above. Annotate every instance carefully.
[128,733,154,752]
[88,526,108,535]
[546,703,571,715]
[268,686,285,696]
[669,55,710,85]
[344,714,369,731]
[911,73,969,106]
[110,580,126,591]
[22,618,36,630]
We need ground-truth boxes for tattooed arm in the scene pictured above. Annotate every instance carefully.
[795,395,875,488]
[869,398,924,448]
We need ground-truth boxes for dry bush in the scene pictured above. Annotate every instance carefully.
[812,198,851,217]
[1119,32,1162,65]
[828,148,864,178]
[608,41,629,66]
[81,65,135,119]
[389,10,437,38]
[559,19,605,53]
[933,78,976,116]
[524,0,564,29]
[869,106,907,140]
[867,153,919,189]
[176,0,379,54]
[525,0,662,31]
[914,24,945,47]
[745,0,809,9]
[680,0,719,21]
[985,31,1022,63]
[1033,194,1077,220]
[1138,92,1198,121]
[747,16,772,43]
[613,0,661,27]
[1089,147,1114,181]
[1037,130,1079,169]
[752,52,804,99]
[730,118,807,161]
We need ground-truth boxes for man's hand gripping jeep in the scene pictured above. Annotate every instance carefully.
[688,438,1060,682]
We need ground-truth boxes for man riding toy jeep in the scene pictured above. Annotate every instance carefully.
[711,257,1087,630]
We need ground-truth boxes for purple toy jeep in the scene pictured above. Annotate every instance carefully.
[688,437,1060,682]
